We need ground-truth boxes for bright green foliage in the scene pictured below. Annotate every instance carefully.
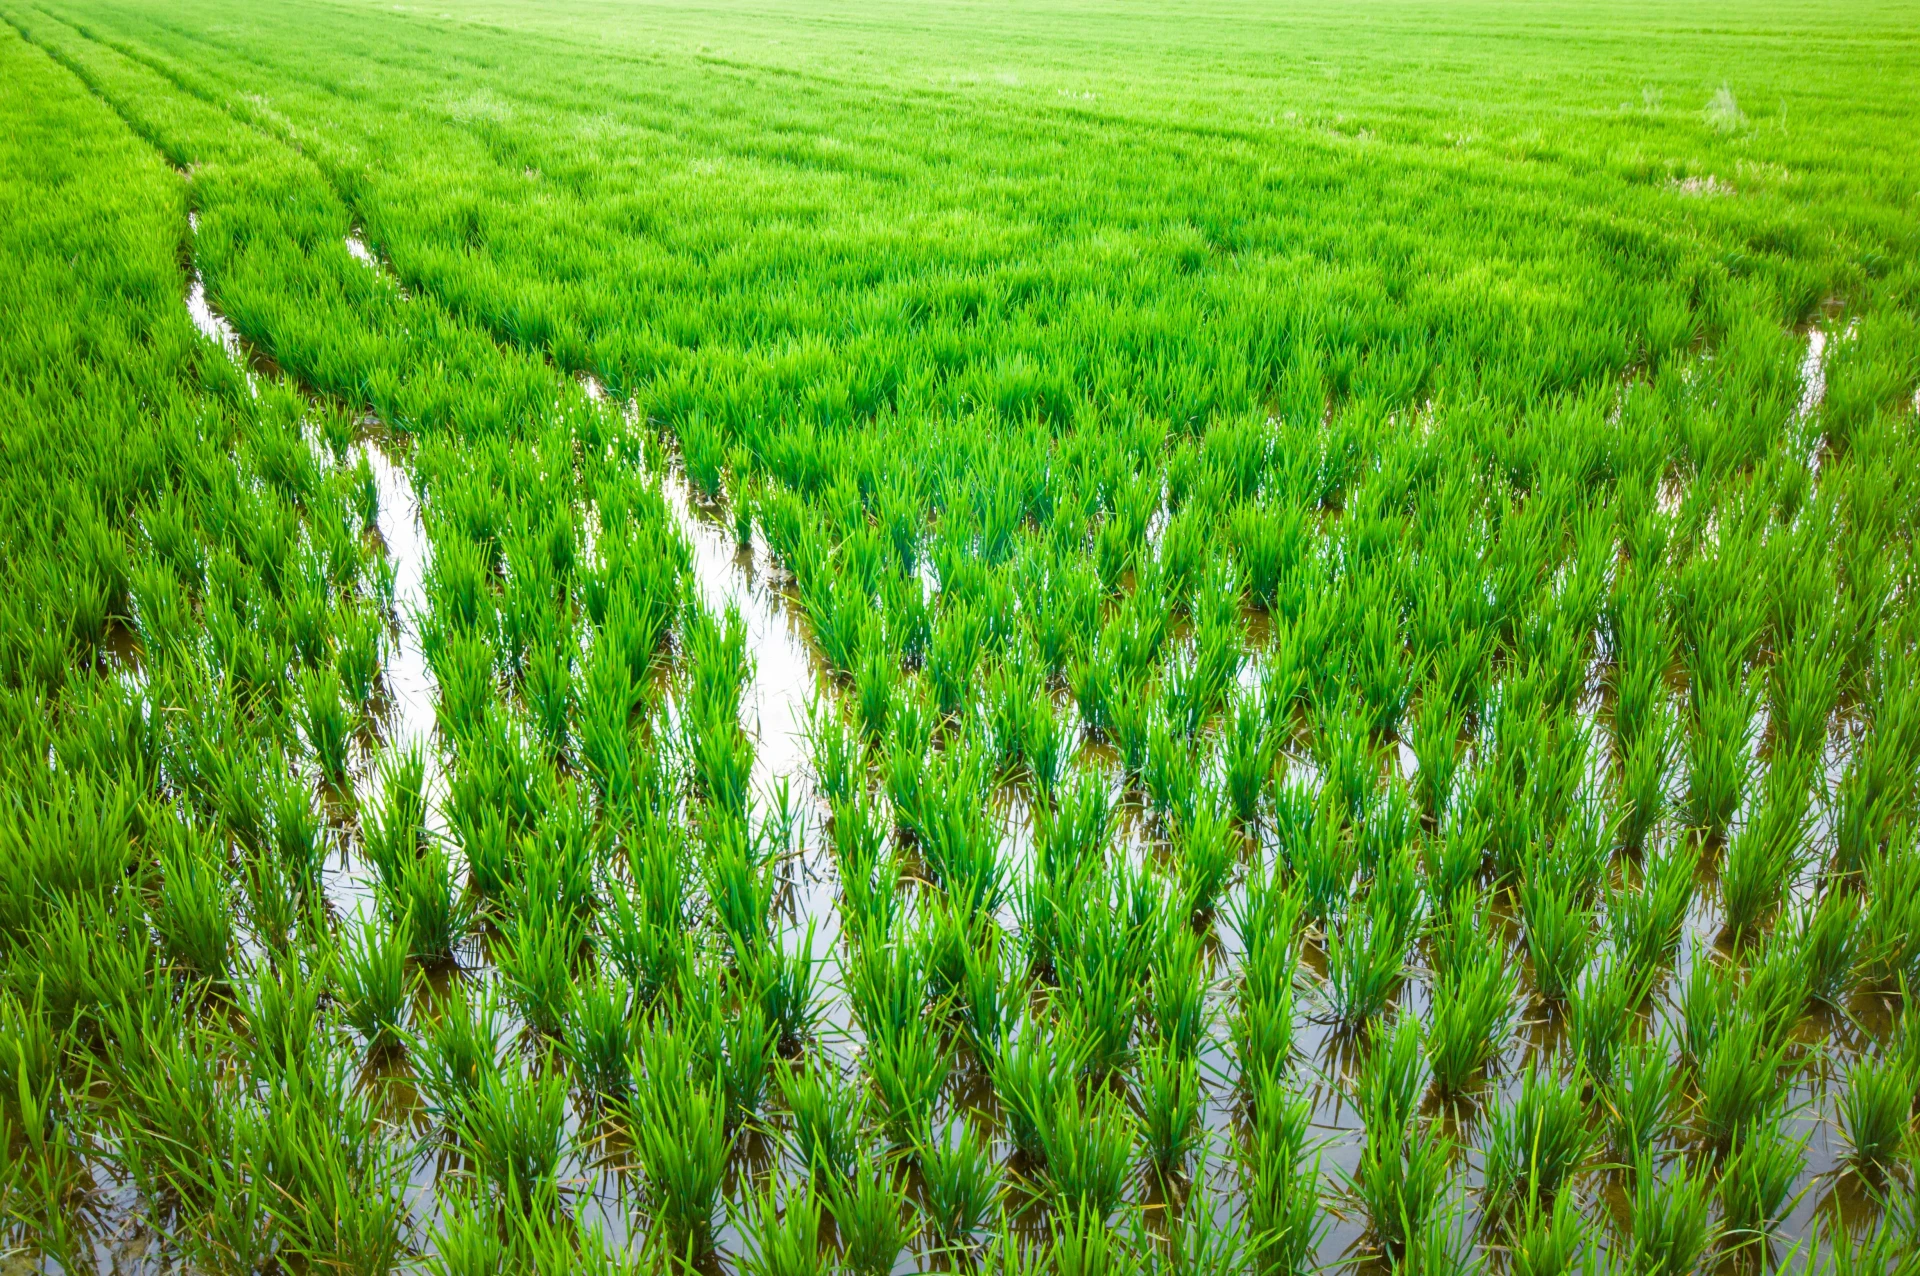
[2,0,1919,1267]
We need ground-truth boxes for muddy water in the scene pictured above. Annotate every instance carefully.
[345,231,411,298]
[363,435,442,796]
[322,432,446,922]
[184,213,253,393]
[1796,328,1831,427]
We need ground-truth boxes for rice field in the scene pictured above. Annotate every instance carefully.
[2,0,1918,1270]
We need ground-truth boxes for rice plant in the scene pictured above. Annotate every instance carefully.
[1243,1071,1321,1276]
[1508,1191,1587,1276]
[864,1013,950,1151]
[450,1052,568,1205]
[1146,918,1209,1061]
[1611,839,1698,976]
[1037,1078,1136,1222]
[152,817,234,983]
[823,1146,914,1276]
[1628,1150,1717,1276]
[737,1176,828,1276]
[1323,899,1408,1027]
[631,1016,733,1260]
[1839,1054,1912,1176]
[563,969,637,1105]
[1695,1007,1797,1159]
[1718,1117,1807,1255]
[1480,1062,1593,1232]
[777,1051,865,1181]
[991,1014,1081,1163]
[1800,890,1862,1010]
[382,835,473,964]
[1606,1033,1678,1166]
[498,901,581,1040]
[916,1112,1000,1251]
[1349,1017,1452,1255]
[1518,871,1592,1004]
[335,909,414,1053]
[1135,1040,1202,1178]
[412,979,505,1115]
[1425,897,1518,1096]
[1721,751,1812,944]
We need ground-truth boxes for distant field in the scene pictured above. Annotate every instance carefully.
[1,0,1918,1271]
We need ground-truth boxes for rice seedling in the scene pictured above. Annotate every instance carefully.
[1722,751,1813,944]
[451,1051,569,1205]
[1684,642,1759,843]
[1617,709,1676,854]
[1400,1197,1477,1276]
[1059,941,1138,1078]
[1322,897,1408,1027]
[1421,818,1484,912]
[243,949,328,1078]
[1518,869,1593,1004]
[1628,1149,1717,1276]
[499,901,581,1040]
[1223,690,1275,827]
[1606,1033,1679,1166]
[1146,917,1209,1061]
[1800,890,1862,1011]
[691,983,780,1132]
[1480,1062,1593,1231]
[336,909,414,1053]
[1346,1016,1452,1254]
[564,969,638,1105]
[737,1176,828,1276]
[383,834,473,964]
[1172,801,1237,918]
[261,770,324,886]
[1352,1086,1453,1256]
[1161,1149,1247,1274]
[1860,838,1920,990]
[631,1016,733,1260]
[823,1146,915,1276]
[1568,954,1647,1087]
[412,979,506,1118]
[916,1112,1000,1251]
[777,1052,865,1182]
[1611,839,1698,977]
[152,816,234,983]
[1038,1078,1136,1222]
[1718,1117,1807,1255]
[1242,1073,1321,1276]
[299,666,353,784]
[1135,1040,1202,1179]
[1695,1007,1798,1159]
[1838,1054,1912,1176]
[991,1013,1081,1163]
[1044,1202,1135,1276]
[421,1183,506,1276]
[1229,869,1301,1088]
[1507,1191,1587,1276]
[958,920,1020,1056]
[865,1012,952,1151]
[1425,893,1518,1097]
